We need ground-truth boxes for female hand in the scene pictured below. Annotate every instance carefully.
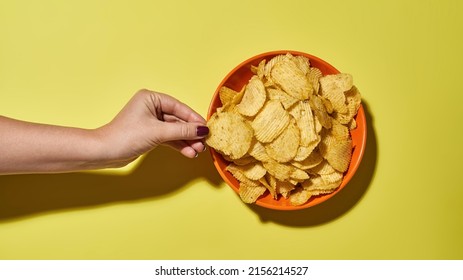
[98,89,209,162]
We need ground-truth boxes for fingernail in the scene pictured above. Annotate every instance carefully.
[196,126,209,137]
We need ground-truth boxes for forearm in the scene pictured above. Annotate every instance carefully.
[0,116,123,175]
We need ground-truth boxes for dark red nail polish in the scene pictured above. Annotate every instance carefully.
[196,126,209,137]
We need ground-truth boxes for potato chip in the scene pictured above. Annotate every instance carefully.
[347,118,357,130]
[308,160,336,175]
[262,159,294,181]
[239,183,267,203]
[270,60,313,100]
[290,167,310,181]
[291,148,323,170]
[236,75,267,117]
[251,100,290,143]
[319,131,352,172]
[226,164,261,188]
[275,179,296,199]
[219,86,238,106]
[251,59,266,80]
[293,146,312,162]
[265,118,300,163]
[218,85,245,113]
[333,85,362,125]
[206,111,253,159]
[319,73,353,114]
[319,76,348,114]
[239,162,267,181]
[331,119,350,141]
[248,139,271,162]
[307,67,322,94]
[320,171,344,184]
[260,174,277,199]
[289,187,312,206]
[301,172,343,193]
[321,96,334,114]
[289,100,317,146]
[263,54,292,80]
[292,139,319,162]
[291,55,311,75]
[309,94,332,129]
[222,154,256,166]
[267,88,299,109]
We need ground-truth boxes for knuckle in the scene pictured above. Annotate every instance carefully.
[181,124,193,139]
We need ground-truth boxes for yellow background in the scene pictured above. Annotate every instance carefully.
[1,0,462,259]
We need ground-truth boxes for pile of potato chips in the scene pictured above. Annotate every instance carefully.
[206,53,361,206]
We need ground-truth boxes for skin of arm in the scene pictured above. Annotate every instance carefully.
[0,90,208,175]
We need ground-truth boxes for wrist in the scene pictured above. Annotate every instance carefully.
[88,126,135,170]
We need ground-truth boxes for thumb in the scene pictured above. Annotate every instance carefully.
[156,122,209,143]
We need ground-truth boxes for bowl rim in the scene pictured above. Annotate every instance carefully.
[207,50,367,210]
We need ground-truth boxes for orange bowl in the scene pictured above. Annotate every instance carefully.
[207,50,367,210]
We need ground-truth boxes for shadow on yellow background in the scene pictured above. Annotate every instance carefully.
[0,146,223,222]
[0,102,376,226]
[249,101,377,226]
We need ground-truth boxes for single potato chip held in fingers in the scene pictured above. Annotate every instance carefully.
[206,111,253,160]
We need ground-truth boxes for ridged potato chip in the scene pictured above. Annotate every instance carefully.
[319,74,352,114]
[291,148,323,170]
[219,86,238,106]
[275,179,296,199]
[262,159,296,181]
[301,172,343,193]
[251,100,290,143]
[291,169,310,182]
[267,88,299,109]
[270,60,313,100]
[236,75,267,117]
[264,118,300,163]
[308,160,336,175]
[251,59,266,80]
[260,174,277,199]
[289,187,312,206]
[289,100,317,146]
[291,55,311,76]
[309,94,332,129]
[206,111,253,160]
[239,162,267,181]
[222,154,256,166]
[248,139,271,162]
[263,54,292,81]
[319,131,352,173]
[239,183,267,203]
[307,67,322,94]
[226,164,261,188]
[333,85,362,125]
